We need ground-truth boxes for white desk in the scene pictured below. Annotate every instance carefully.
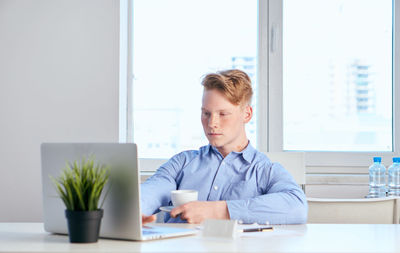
[1,223,400,252]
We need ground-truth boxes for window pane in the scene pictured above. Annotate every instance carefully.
[132,0,258,158]
[283,0,393,151]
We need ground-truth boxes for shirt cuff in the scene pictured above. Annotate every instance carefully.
[226,199,250,223]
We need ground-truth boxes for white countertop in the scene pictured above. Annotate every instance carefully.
[1,222,399,252]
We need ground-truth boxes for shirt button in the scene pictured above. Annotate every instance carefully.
[221,162,226,166]
[214,185,218,190]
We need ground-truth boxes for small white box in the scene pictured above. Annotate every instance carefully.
[202,219,237,238]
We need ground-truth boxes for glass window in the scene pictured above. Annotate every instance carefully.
[132,0,258,158]
[282,0,393,152]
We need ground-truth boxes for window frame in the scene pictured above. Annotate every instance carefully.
[121,0,400,171]
[266,0,400,167]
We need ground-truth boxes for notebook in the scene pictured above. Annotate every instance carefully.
[41,143,197,240]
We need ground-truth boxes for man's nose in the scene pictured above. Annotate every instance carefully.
[208,114,219,128]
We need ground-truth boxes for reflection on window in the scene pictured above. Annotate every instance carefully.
[283,0,393,151]
[132,0,258,158]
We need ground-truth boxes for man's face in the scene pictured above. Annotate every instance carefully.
[201,89,252,155]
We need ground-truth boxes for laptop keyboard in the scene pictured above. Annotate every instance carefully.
[142,230,158,235]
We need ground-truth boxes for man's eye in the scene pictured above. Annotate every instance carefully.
[202,112,210,117]
[220,113,228,116]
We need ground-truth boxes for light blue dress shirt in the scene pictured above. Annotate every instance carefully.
[140,143,308,224]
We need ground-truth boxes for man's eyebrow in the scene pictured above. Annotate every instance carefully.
[201,108,231,112]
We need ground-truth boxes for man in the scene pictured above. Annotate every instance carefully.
[141,69,307,224]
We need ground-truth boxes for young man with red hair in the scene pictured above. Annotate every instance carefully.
[141,69,307,225]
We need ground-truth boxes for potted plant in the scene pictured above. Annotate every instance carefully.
[51,156,110,243]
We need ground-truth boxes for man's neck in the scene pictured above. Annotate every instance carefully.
[217,139,249,157]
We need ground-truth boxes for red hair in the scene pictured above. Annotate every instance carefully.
[201,69,253,106]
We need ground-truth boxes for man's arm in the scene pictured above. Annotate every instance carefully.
[140,153,186,216]
[226,162,308,225]
[170,162,307,225]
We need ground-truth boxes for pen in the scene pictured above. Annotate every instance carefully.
[241,226,273,232]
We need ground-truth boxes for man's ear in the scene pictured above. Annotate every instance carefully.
[243,105,253,123]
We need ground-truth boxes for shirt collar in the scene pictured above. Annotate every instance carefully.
[232,141,255,164]
[206,145,223,160]
[205,141,256,163]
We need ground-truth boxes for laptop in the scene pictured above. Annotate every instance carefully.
[41,143,197,241]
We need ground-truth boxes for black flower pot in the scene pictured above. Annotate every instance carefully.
[65,209,103,243]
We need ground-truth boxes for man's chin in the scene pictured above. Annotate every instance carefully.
[208,140,223,148]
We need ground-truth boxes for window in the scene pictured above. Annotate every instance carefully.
[267,0,399,166]
[282,0,393,152]
[122,0,400,168]
[130,0,258,159]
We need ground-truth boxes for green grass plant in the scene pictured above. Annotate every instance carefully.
[51,157,110,211]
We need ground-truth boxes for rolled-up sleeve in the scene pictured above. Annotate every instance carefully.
[226,162,308,225]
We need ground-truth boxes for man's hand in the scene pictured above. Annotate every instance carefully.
[142,214,156,224]
[170,201,230,224]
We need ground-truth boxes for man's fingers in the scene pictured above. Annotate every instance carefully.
[142,215,156,224]
[170,206,184,218]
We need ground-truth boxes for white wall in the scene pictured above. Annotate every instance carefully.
[0,0,120,221]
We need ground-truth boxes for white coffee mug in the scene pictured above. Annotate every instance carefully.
[171,190,198,207]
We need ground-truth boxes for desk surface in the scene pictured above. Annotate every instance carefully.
[1,223,399,252]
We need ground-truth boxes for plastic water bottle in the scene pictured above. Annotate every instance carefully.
[388,157,400,196]
[368,157,386,198]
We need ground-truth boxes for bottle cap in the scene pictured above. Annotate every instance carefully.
[393,157,400,163]
[373,157,381,163]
